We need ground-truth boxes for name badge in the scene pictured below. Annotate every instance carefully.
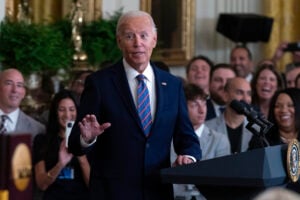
[58,167,74,180]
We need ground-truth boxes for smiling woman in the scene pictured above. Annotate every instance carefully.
[140,0,195,66]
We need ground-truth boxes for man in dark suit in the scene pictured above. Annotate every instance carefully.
[0,68,45,139]
[68,10,202,200]
[206,63,236,120]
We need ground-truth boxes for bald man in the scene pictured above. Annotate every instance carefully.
[0,68,45,139]
[205,77,253,153]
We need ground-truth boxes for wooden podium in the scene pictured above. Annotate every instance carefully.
[0,134,32,200]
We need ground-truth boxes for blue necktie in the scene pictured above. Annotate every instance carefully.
[136,74,152,136]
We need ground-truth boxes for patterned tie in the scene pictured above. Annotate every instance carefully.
[219,106,225,114]
[0,115,8,134]
[136,74,152,136]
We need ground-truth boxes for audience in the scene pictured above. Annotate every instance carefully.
[206,63,236,120]
[172,83,230,200]
[230,45,254,82]
[253,187,300,200]
[186,55,214,94]
[251,63,283,118]
[33,89,90,200]
[205,77,253,153]
[285,63,300,88]
[0,68,45,139]
[69,70,93,105]
[249,88,300,148]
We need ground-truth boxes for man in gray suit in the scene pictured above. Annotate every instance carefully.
[0,68,45,139]
[172,83,230,200]
[205,77,253,154]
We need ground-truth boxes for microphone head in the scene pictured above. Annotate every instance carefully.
[229,99,245,115]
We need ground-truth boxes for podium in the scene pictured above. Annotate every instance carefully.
[0,134,32,200]
[161,145,289,200]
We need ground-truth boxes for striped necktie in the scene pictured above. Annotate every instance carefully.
[136,74,152,136]
[0,115,8,134]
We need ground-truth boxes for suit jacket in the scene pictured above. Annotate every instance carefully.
[68,61,202,200]
[11,110,45,141]
[205,114,252,153]
[205,98,217,121]
[171,125,230,199]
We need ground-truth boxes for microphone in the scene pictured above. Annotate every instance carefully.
[65,121,75,147]
[230,100,273,133]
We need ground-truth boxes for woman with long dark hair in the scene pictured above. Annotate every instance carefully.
[33,90,90,200]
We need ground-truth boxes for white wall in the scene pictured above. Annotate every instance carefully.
[0,0,5,21]
[102,0,139,18]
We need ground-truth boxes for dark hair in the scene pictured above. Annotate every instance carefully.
[251,64,283,106]
[295,73,300,87]
[185,55,214,74]
[268,88,300,138]
[209,63,236,80]
[46,89,78,137]
[184,83,208,101]
[230,45,252,60]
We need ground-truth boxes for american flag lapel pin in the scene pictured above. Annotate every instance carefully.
[161,82,167,86]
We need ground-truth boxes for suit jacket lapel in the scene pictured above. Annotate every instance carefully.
[111,63,143,131]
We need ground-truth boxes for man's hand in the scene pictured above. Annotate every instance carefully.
[173,155,195,167]
[79,114,111,143]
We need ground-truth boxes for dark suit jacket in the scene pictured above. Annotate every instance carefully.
[68,61,201,200]
[205,98,217,121]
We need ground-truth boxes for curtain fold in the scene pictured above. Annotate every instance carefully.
[263,0,300,71]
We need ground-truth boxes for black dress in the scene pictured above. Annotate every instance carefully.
[33,133,89,200]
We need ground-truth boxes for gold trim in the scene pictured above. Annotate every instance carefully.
[286,139,300,183]
[140,0,195,66]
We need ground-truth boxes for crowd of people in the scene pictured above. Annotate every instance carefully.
[1,10,300,200]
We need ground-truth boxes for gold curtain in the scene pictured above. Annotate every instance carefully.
[263,0,300,71]
[5,0,102,24]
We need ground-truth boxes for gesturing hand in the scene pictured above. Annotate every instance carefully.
[79,114,111,143]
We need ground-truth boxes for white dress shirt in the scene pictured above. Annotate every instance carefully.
[0,108,20,133]
[124,59,156,119]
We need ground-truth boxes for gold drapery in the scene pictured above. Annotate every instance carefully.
[5,0,102,24]
[263,0,300,71]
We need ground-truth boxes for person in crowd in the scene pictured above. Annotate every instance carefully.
[248,88,300,193]
[205,77,253,154]
[249,88,300,148]
[285,63,300,88]
[206,63,236,120]
[295,73,300,89]
[0,68,45,138]
[68,10,201,200]
[230,45,254,82]
[172,83,230,200]
[33,89,90,200]
[69,70,93,105]
[186,55,214,94]
[271,41,300,64]
[251,63,283,118]
[253,187,300,200]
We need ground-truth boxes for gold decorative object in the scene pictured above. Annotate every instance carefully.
[140,0,195,66]
[70,0,88,69]
[17,0,31,24]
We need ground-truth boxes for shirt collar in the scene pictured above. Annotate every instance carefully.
[0,108,20,123]
[123,59,154,82]
[195,124,204,138]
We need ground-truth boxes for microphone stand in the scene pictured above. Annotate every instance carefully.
[245,118,273,147]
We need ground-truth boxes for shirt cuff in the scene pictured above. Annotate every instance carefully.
[80,135,97,147]
[184,155,196,162]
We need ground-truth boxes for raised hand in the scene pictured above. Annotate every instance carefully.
[59,139,73,166]
[79,114,111,143]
